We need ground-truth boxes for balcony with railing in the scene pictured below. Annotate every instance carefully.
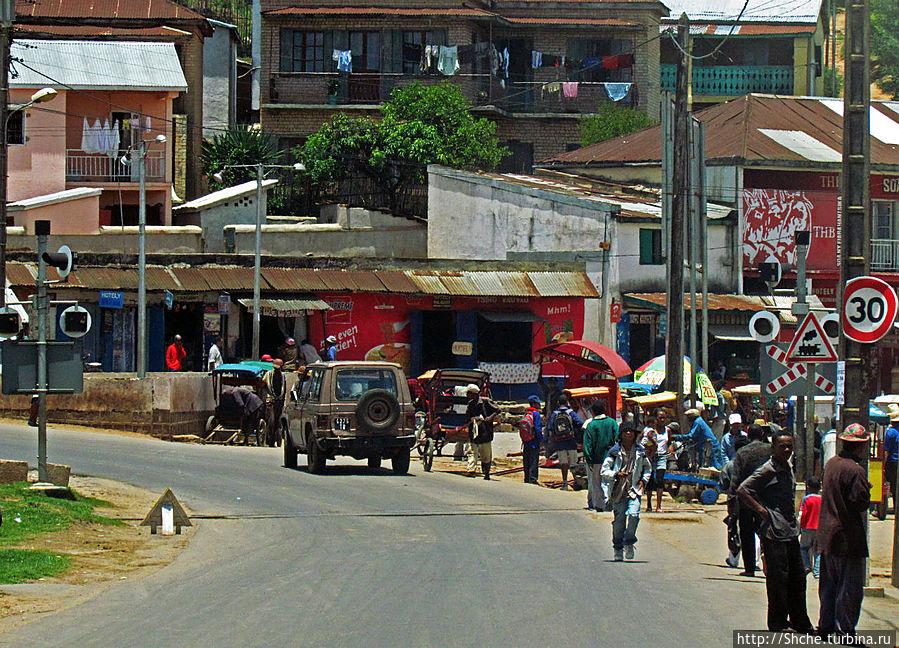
[65,150,165,183]
[269,72,634,114]
[660,64,794,96]
[872,239,899,272]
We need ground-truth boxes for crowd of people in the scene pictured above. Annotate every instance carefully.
[162,334,340,373]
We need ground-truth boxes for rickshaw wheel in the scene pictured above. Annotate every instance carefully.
[204,415,217,440]
[255,419,268,447]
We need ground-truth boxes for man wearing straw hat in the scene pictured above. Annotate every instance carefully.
[816,423,873,641]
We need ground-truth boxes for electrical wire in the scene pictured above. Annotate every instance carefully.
[666,0,752,61]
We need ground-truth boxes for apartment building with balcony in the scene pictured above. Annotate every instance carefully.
[7,40,187,232]
[259,0,668,172]
[659,0,826,107]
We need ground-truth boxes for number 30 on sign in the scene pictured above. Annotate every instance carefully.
[841,276,899,343]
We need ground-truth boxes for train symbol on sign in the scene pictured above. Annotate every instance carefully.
[785,313,838,363]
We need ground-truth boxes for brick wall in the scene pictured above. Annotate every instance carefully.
[173,114,188,200]
[179,34,206,200]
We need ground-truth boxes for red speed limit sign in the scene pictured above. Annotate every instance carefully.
[841,276,899,343]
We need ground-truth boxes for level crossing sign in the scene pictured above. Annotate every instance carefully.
[842,276,898,344]
[760,343,837,398]
[785,313,838,363]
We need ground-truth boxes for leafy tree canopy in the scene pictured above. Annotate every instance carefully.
[201,125,283,191]
[871,0,899,98]
[300,82,505,193]
[579,103,656,148]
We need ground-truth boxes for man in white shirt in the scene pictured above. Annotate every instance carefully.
[300,338,321,365]
[207,337,224,371]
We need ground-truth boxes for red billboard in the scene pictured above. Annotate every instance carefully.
[742,189,839,271]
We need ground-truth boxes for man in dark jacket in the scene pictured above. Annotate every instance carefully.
[732,423,773,576]
[816,423,872,640]
[738,430,813,634]
[548,395,583,491]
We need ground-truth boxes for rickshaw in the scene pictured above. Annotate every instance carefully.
[415,368,491,471]
[204,362,272,445]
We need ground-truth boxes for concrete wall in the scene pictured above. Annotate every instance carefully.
[0,372,215,438]
[203,23,237,138]
[8,89,68,201]
[7,227,204,255]
[9,193,102,235]
[428,166,617,260]
[227,217,428,258]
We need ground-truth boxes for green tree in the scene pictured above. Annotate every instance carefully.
[579,103,657,147]
[201,125,284,191]
[300,82,505,209]
[822,67,843,98]
[871,0,899,98]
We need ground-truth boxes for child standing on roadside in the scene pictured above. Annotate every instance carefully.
[799,477,822,578]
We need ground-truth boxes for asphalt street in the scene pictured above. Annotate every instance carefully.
[0,422,814,647]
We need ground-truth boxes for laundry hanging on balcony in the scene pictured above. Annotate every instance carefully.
[80,118,120,157]
[437,46,459,75]
[603,82,632,102]
[562,82,579,98]
[332,49,352,73]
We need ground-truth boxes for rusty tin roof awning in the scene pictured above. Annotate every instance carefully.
[237,298,332,316]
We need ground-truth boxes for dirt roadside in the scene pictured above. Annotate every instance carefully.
[0,475,194,634]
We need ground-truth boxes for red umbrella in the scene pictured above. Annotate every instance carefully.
[534,340,631,378]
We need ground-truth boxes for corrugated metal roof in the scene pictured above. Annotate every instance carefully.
[6,263,35,286]
[15,0,206,21]
[373,270,419,294]
[168,267,209,291]
[406,272,452,295]
[528,273,599,297]
[145,267,180,291]
[10,40,187,91]
[503,18,639,26]
[661,0,822,24]
[626,293,767,311]
[237,298,331,316]
[494,272,540,297]
[667,23,818,35]
[541,94,899,169]
[201,266,265,291]
[14,25,191,37]
[261,268,328,292]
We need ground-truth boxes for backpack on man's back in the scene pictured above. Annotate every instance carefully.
[519,411,536,443]
[552,409,575,441]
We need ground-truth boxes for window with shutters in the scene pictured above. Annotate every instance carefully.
[6,110,24,145]
[282,31,326,72]
[639,228,663,265]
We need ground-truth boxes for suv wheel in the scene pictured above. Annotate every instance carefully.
[391,449,410,475]
[307,436,326,474]
[367,456,381,469]
[283,430,297,469]
[355,389,400,433]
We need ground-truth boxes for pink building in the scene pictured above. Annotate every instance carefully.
[7,39,187,232]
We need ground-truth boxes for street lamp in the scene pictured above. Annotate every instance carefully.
[0,87,58,307]
[122,133,167,378]
[212,162,305,359]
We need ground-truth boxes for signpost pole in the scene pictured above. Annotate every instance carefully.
[35,221,49,483]
[794,235,810,482]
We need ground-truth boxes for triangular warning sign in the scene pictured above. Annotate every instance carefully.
[140,488,192,534]
[785,313,838,362]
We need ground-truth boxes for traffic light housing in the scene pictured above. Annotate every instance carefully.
[41,245,75,279]
[759,262,781,286]
[59,305,91,339]
[0,309,21,337]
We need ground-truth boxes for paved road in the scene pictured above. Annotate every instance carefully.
[0,423,783,647]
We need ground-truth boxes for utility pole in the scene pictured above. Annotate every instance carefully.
[0,0,13,308]
[34,220,50,483]
[137,139,147,378]
[839,0,871,434]
[666,14,690,428]
[698,121,709,379]
[252,163,263,360]
[794,231,811,482]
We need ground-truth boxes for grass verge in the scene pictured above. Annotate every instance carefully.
[0,481,120,584]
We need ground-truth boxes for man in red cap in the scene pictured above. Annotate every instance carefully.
[816,423,872,641]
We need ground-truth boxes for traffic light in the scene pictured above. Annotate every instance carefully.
[759,262,781,287]
[41,245,75,279]
[0,308,21,337]
[59,306,91,338]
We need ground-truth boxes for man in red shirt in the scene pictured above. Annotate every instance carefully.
[799,476,821,578]
[166,335,187,371]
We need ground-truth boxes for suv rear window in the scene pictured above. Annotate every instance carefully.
[335,369,398,401]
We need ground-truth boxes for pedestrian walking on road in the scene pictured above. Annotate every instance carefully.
[816,424,872,641]
[520,396,544,484]
[583,400,618,511]
[264,358,287,447]
[601,424,651,561]
[721,436,751,568]
[721,413,746,461]
[642,408,669,513]
[799,476,821,578]
[325,335,338,361]
[207,336,224,372]
[548,395,583,491]
[732,423,772,577]
[166,334,186,372]
[737,431,814,633]
[465,384,500,480]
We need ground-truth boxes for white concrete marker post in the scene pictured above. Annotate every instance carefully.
[161,505,175,536]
